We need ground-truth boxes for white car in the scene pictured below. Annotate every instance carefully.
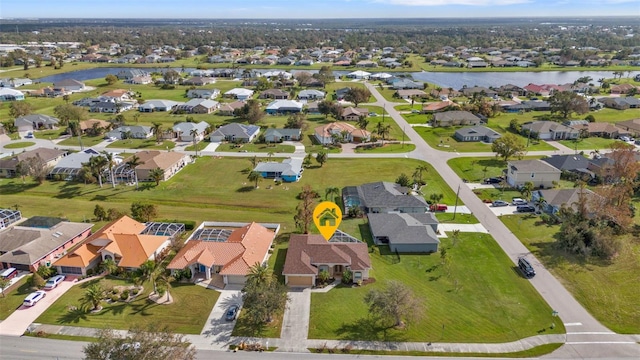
[511,198,527,206]
[44,274,66,290]
[23,290,46,307]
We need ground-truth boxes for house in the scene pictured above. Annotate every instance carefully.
[186,88,220,99]
[106,125,153,140]
[396,89,427,99]
[368,212,439,253]
[54,216,183,275]
[532,188,598,215]
[346,70,371,80]
[610,84,639,95]
[175,99,219,114]
[90,101,130,114]
[138,99,181,113]
[283,233,371,287]
[341,107,369,121]
[423,100,458,113]
[0,88,25,101]
[355,60,378,68]
[569,122,620,139]
[52,79,86,92]
[314,122,371,145]
[116,69,150,80]
[522,121,579,140]
[79,119,110,134]
[0,148,66,178]
[391,79,423,90]
[259,89,290,100]
[265,100,303,115]
[298,90,326,101]
[615,119,640,137]
[183,76,216,86]
[263,128,302,142]
[49,149,103,179]
[30,87,68,98]
[130,151,191,182]
[224,88,254,100]
[335,87,351,100]
[167,221,279,286]
[454,126,501,143]
[506,160,561,188]
[173,121,209,142]
[209,123,260,143]
[14,114,59,132]
[541,154,591,173]
[254,158,303,182]
[460,86,496,97]
[124,75,153,85]
[432,111,481,127]
[342,181,428,214]
[100,89,132,102]
[217,101,245,116]
[0,216,92,272]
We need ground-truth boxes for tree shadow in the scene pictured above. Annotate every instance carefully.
[335,317,406,342]
[0,181,39,195]
[56,306,89,324]
[236,186,254,193]
[231,316,267,337]
[272,247,288,284]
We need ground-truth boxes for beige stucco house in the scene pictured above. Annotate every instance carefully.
[506,159,561,189]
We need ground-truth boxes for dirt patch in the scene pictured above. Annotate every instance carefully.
[148,291,173,305]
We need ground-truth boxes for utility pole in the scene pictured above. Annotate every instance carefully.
[382,104,386,123]
[402,125,405,148]
[452,184,460,220]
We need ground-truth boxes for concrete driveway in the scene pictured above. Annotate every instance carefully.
[0,277,76,336]
[278,288,310,352]
[200,289,243,349]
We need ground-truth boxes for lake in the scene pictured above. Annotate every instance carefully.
[37,67,639,90]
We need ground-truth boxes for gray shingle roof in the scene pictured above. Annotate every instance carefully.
[541,155,590,171]
[368,213,439,245]
[509,159,562,173]
[356,181,428,210]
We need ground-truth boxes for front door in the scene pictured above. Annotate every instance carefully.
[334,265,343,275]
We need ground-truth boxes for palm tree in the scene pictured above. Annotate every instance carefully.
[102,151,117,188]
[534,196,547,213]
[267,151,275,160]
[413,165,429,185]
[246,262,271,287]
[83,283,104,311]
[247,170,262,189]
[152,122,163,144]
[325,187,340,201]
[520,181,534,201]
[149,167,164,186]
[375,122,391,145]
[89,155,108,188]
[190,128,199,157]
[98,258,118,275]
[126,155,143,189]
[136,259,172,299]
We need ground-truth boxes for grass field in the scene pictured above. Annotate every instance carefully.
[447,156,548,183]
[317,343,564,357]
[308,232,564,343]
[35,277,219,334]
[354,143,416,153]
[106,139,176,150]
[501,216,640,334]
[58,135,106,148]
[0,277,32,320]
[558,137,619,151]
[215,143,295,153]
[4,142,35,149]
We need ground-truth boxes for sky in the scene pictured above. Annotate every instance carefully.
[1,0,639,19]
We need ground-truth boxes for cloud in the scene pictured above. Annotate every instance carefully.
[373,0,531,5]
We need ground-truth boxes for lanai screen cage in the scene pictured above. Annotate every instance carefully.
[0,209,21,229]
[141,222,185,237]
[329,229,363,243]
[112,164,136,184]
[192,228,234,242]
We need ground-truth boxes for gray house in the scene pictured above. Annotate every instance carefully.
[15,114,59,132]
[209,123,260,143]
[342,181,428,214]
[172,121,209,142]
[432,111,481,127]
[263,128,302,142]
[52,79,86,92]
[106,125,152,140]
[454,126,501,143]
[368,212,439,253]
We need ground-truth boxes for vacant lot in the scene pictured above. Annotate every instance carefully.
[501,215,640,334]
[309,232,564,343]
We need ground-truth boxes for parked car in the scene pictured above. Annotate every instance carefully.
[516,205,536,213]
[23,290,46,307]
[44,274,66,290]
[430,203,448,212]
[618,135,631,142]
[635,139,640,145]
[368,112,378,117]
[411,109,420,113]
[25,132,34,139]
[484,177,502,184]
[0,267,18,281]
[518,257,535,278]
[225,304,240,321]
[511,198,527,206]
[491,200,509,207]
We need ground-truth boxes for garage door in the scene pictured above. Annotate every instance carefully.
[226,275,246,285]
[287,276,313,287]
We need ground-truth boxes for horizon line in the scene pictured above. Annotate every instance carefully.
[1,15,638,20]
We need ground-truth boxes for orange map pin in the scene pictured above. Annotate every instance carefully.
[313,201,342,241]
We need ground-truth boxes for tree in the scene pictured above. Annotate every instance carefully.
[0,277,10,298]
[189,128,199,157]
[241,263,289,325]
[163,69,181,84]
[375,122,391,144]
[234,99,264,124]
[126,155,143,189]
[303,153,313,168]
[18,156,50,185]
[364,280,422,327]
[86,155,108,187]
[84,325,196,360]
[136,259,166,295]
[491,133,526,162]
[356,115,369,130]
[284,112,307,130]
[316,151,328,167]
[94,204,107,221]
[317,100,342,120]
[152,122,163,144]
[413,164,429,185]
[9,101,32,118]
[103,151,117,188]
[149,167,165,186]
[131,202,158,222]
[344,87,371,107]
[98,258,118,275]
[105,74,118,85]
[396,173,411,187]
[83,283,105,311]
[247,170,262,189]
[53,104,88,126]
[294,185,317,234]
[520,181,534,201]
[549,91,589,119]
[314,65,334,87]
[325,187,340,201]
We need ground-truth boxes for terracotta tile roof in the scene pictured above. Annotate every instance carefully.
[54,243,101,267]
[283,234,371,275]
[167,222,275,276]
[133,151,188,170]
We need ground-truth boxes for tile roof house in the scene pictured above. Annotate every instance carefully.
[454,126,501,143]
[341,107,369,121]
[54,216,179,276]
[423,100,458,113]
[283,233,371,287]
[172,121,209,142]
[569,122,621,139]
[130,151,191,182]
[14,114,60,132]
[368,212,440,253]
[506,159,562,188]
[263,128,302,142]
[0,148,67,178]
[254,158,303,182]
[79,119,111,134]
[217,101,246,116]
[342,181,428,214]
[209,123,260,143]
[167,222,279,287]
[432,111,481,127]
[522,121,579,140]
[314,122,371,145]
[0,217,92,272]
[175,99,219,114]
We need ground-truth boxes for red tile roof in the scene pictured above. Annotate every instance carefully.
[283,234,371,276]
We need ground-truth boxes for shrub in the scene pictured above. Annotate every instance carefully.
[131,288,139,296]
[37,266,54,279]
[31,273,45,288]
[86,268,94,276]
[120,290,129,300]
[341,269,353,284]
[110,295,119,302]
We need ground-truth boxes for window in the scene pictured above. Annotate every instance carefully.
[60,266,82,275]
[354,272,362,280]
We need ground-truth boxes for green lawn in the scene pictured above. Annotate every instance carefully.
[0,277,32,320]
[215,143,295,153]
[106,139,176,150]
[35,277,219,334]
[354,143,416,153]
[309,232,564,343]
[558,137,619,151]
[58,135,106,148]
[184,141,209,152]
[501,216,640,334]
[4,142,35,149]
[447,156,545,183]
[321,343,563,358]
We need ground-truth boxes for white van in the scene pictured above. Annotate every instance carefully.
[23,291,46,307]
[44,274,66,290]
